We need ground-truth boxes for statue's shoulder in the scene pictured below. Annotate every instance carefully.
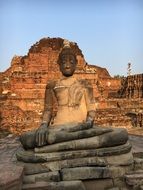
[46,80,56,89]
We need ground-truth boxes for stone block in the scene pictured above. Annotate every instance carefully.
[125,170,143,186]
[22,181,86,190]
[61,167,112,181]
[134,158,143,170]
[24,163,51,175]
[106,151,133,166]
[109,166,132,178]
[106,188,120,190]
[83,179,113,190]
[0,163,24,190]
[42,152,133,172]
[112,177,127,188]
[35,141,132,161]
[47,156,106,171]
[23,171,60,184]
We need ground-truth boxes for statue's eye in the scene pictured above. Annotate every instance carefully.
[70,59,74,64]
[62,60,66,63]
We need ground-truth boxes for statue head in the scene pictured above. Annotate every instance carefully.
[58,41,77,77]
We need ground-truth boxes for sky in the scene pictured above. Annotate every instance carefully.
[0,0,143,77]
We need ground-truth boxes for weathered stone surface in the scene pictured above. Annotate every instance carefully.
[0,163,23,190]
[23,163,51,175]
[49,122,93,133]
[109,166,132,178]
[43,157,107,171]
[107,188,120,190]
[48,126,113,144]
[83,179,113,190]
[16,148,46,163]
[22,181,86,190]
[0,135,21,163]
[0,135,24,190]
[35,128,128,153]
[61,164,134,182]
[134,158,143,170]
[112,177,127,189]
[19,150,132,171]
[61,167,112,181]
[16,144,133,170]
[106,151,133,166]
[34,142,131,162]
[125,170,143,186]
[23,171,60,184]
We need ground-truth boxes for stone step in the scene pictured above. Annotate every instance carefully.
[125,170,143,187]
[23,171,60,184]
[22,181,86,190]
[134,158,143,170]
[34,142,131,162]
[60,166,132,181]
[61,167,112,181]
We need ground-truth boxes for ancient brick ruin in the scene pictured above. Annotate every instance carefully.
[0,37,143,134]
[119,74,143,99]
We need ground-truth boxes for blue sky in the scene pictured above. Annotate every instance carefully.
[0,0,143,76]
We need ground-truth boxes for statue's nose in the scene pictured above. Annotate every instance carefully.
[66,65,70,68]
[65,62,71,68]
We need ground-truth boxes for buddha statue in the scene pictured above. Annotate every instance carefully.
[16,41,133,190]
[20,41,96,149]
[17,41,132,167]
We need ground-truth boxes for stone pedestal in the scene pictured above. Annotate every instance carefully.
[1,134,143,190]
[19,142,134,190]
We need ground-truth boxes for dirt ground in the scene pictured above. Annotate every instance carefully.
[128,127,143,136]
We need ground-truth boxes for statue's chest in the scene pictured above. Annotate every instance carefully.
[54,86,69,105]
[54,79,84,107]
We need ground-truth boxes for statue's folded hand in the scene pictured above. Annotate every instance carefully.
[76,120,93,131]
[35,123,48,147]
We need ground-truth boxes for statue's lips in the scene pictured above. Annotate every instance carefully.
[64,68,72,72]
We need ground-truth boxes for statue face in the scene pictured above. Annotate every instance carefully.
[59,54,77,77]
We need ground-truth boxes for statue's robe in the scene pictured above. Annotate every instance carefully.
[43,76,96,127]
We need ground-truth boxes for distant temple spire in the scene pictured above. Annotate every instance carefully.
[127,62,131,76]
